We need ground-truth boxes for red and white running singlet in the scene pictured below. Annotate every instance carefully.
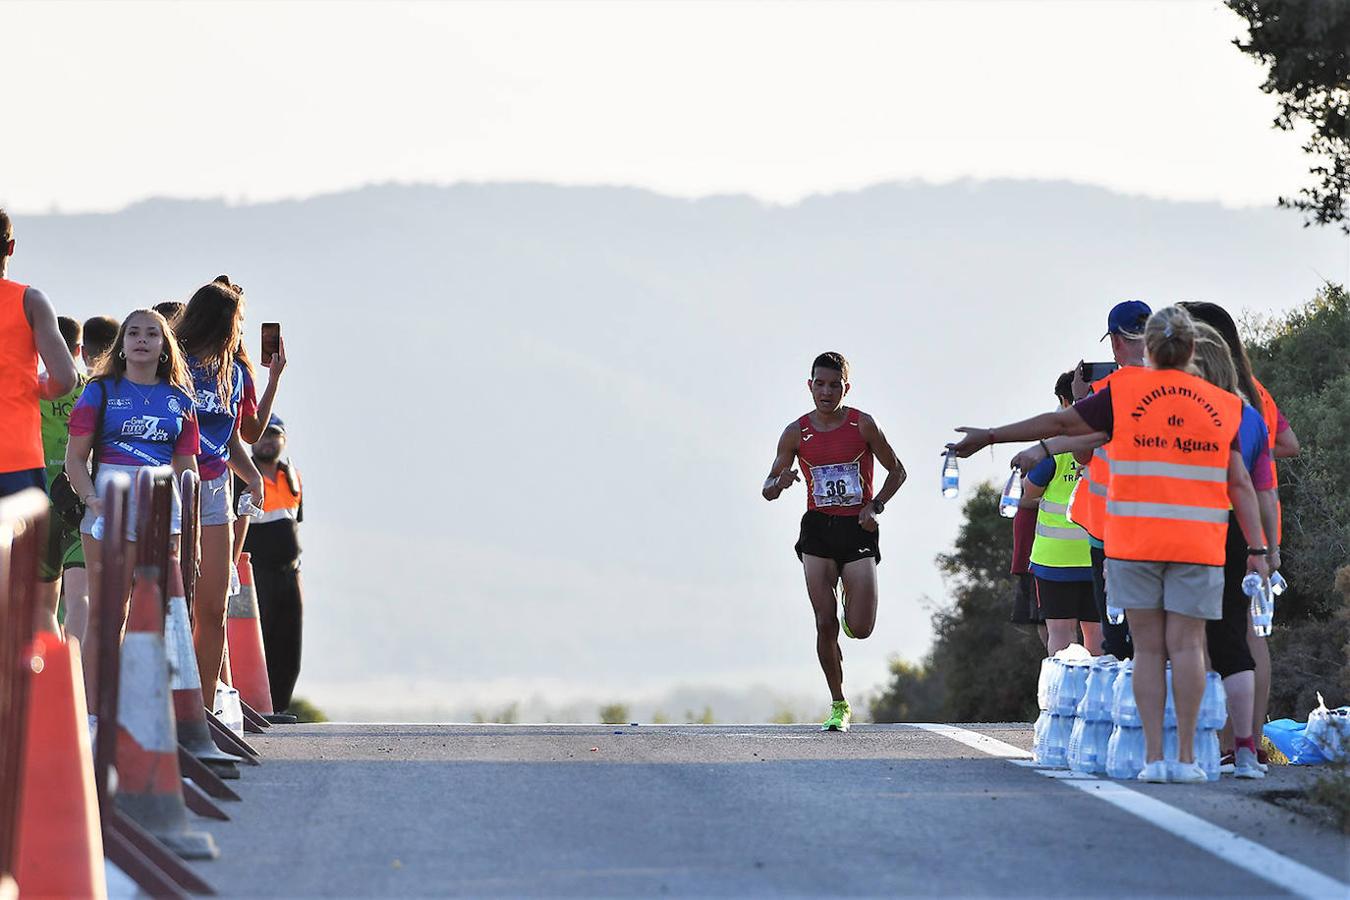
[798,408,874,516]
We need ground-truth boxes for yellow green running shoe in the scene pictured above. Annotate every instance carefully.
[821,700,851,732]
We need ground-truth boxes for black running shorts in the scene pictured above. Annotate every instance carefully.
[795,510,880,570]
[1034,577,1099,621]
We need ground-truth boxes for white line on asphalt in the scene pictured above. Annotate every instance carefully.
[1057,778,1349,900]
[920,723,1349,900]
[907,723,1032,758]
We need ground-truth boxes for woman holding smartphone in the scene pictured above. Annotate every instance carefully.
[176,276,267,706]
[950,306,1269,783]
[64,308,200,709]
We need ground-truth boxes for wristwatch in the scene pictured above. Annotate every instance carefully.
[871,499,886,515]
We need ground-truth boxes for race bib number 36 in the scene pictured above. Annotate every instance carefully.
[810,462,863,508]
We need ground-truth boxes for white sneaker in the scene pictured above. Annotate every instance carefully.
[1171,762,1208,784]
[1234,747,1265,780]
[1137,760,1169,783]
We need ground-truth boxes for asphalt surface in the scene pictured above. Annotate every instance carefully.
[183,723,1349,898]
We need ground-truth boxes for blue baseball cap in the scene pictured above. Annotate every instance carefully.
[1101,300,1152,340]
[264,414,286,435]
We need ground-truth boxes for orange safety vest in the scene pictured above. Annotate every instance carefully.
[1067,372,1118,541]
[1252,376,1283,542]
[0,279,44,474]
[254,464,301,523]
[1103,366,1242,567]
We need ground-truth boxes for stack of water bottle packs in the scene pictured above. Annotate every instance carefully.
[1033,648,1227,780]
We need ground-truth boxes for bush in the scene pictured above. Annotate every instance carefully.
[286,696,328,723]
[598,703,629,725]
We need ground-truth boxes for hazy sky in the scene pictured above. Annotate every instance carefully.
[4,0,1312,214]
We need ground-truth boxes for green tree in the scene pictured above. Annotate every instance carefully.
[1245,283,1350,717]
[598,703,630,725]
[869,658,945,723]
[1226,1,1350,231]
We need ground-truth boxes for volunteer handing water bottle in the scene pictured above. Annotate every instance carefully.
[945,307,1269,784]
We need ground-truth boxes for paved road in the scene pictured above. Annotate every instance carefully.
[186,723,1348,897]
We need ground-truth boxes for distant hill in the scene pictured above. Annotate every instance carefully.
[15,180,1347,719]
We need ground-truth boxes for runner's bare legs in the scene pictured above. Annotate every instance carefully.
[803,555,844,700]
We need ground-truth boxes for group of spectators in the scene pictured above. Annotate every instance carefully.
[0,208,307,718]
[954,299,1298,783]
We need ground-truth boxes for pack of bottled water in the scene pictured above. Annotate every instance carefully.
[1068,657,1119,774]
[1104,662,1226,780]
[1035,650,1094,768]
[1106,659,1146,778]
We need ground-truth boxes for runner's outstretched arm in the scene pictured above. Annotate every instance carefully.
[946,407,1094,459]
[762,423,801,501]
[857,414,905,532]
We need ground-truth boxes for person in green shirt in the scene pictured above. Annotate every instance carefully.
[37,316,88,637]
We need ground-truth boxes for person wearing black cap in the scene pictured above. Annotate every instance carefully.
[238,415,306,713]
[1067,300,1151,660]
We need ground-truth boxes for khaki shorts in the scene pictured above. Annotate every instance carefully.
[1104,558,1223,620]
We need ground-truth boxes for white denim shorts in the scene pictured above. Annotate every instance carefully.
[80,463,182,541]
[199,471,236,528]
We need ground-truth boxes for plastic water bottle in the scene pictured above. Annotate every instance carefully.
[1243,572,1274,637]
[941,449,960,498]
[1106,605,1125,626]
[1269,571,1288,596]
[90,515,105,541]
[1042,714,1072,768]
[1198,672,1228,731]
[213,684,245,736]
[998,471,1022,518]
[1195,728,1221,782]
[237,490,264,518]
[1110,660,1140,728]
[1106,724,1146,779]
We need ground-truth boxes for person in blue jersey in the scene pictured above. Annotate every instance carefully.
[175,275,267,707]
[64,308,200,708]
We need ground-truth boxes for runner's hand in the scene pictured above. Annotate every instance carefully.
[1246,553,1270,580]
[1011,444,1046,474]
[774,469,800,491]
[858,506,879,533]
[946,428,991,459]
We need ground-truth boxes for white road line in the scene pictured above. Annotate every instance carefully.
[1059,778,1349,900]
[907,723,1032,758]
[919,723,1349,900]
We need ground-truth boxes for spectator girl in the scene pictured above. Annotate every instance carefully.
[1179,301,1295,767]
[64,308,200,707]
[950,306,1269,783]
[176,276,266,707]
[1189,324,1279,778]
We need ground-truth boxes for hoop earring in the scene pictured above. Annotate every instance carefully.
[160,352,169,363]
[118,350,126,360]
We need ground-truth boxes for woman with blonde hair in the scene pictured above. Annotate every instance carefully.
[64,308,200,709]
[1190,324,1280,778]
[947,306,1269,782]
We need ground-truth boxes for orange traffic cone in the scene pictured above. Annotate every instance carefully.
[165,565,242,777]
[13,633,107,897]
[114,569,218,860]
[226,553,275,715]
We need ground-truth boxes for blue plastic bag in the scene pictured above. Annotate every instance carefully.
[1263,719,1330,765]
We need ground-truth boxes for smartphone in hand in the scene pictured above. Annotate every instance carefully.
[1079,361,1118,383]
[261,322,281,365]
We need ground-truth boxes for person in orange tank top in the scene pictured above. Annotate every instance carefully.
[762,352,908,732]
[0,208,79,499]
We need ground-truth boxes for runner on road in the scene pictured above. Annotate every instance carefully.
[762,352,907,732]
